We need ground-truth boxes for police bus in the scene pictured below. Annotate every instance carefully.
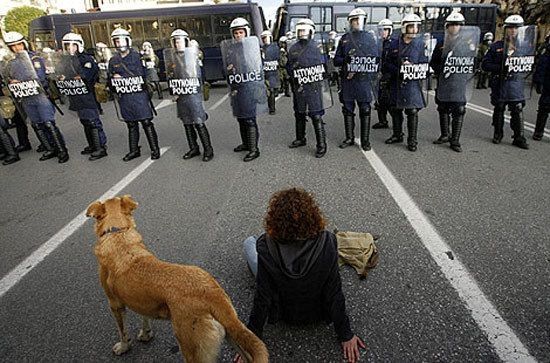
[273,0,497,41]
[28,2,267,82]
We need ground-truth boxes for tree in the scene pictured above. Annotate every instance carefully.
[4,6,46,38]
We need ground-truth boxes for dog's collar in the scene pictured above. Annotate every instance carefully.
[100,226,128,237]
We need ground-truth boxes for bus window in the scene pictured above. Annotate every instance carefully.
[463,7,478,24]
[288,17,302,32]
[371,7,387,24]
[335,16,348,33]
[160,17,178,47]
[310,6,332,32]
[33,31,55,50]
[143,18,160,48]
[92,21,110,45]
[72,24,93,50]
[110,20,124,32]
[388,6,402,23]
[126,19,144,46]
[180,16,211,47]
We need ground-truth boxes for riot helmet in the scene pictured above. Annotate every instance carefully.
[295,19,315,40]
[170,29,189,51]
[401,14,422,37]
[62,32,84,55]
[230,17,250,40]
[378,19,393,39]
[261,30,273,45]
[483,32,494,42]
[110,28,132,52]
[445,12,465,27]
[348,8,367,32]
[3,31,28,52]
[504,14,524,28]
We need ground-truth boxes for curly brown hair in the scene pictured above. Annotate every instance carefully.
[264,187,326,243]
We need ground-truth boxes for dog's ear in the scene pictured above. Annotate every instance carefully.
[86,201,105,219]
[120,195,138,215]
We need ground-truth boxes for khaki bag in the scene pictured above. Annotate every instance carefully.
[336,231,379,279]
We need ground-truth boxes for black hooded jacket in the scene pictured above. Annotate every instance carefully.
[247,230,353,342]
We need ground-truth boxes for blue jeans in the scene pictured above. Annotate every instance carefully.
[243,236,258,277]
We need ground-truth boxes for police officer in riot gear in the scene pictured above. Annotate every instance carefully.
[261,30,280,115]
[533,32,549,141]
[334,8,380,151]
[384,14,429,152]
[222,17,266,162]
[141,41,163,99]
[476,32,493,89]
[431,13,479,152]
[166,29,213,161]
[278,36,291,97]
[373,19,393,129]
[108,28,160,160]
[287,19,330,158]
[2,31,69,163]
[482,15,534,149]
[58,32,107,160]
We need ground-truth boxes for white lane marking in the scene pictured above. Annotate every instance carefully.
[276,94,283,102]
[0,147,171,299]
[154,99,173,110]
[356,143,537,363]
[209,93,229,111]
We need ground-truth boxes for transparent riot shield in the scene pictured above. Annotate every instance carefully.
[340,27,381,103]
[221,36,268,118]
[262,43,281,90]
[94,46,113,85]
[287,37,333,113]
[396,34,431,109]
[436,26,480,103]
[51,52,90,98]
[0,52,45,105]
[500,25,537,102]
[164,47,207,124]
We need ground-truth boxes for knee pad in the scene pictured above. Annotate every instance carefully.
[509,102,523,114]
[140,119,154,127]
[404,108,418,116]
[453,105,466,116]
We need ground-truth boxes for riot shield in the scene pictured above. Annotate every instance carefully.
[51,52,90,98]
[221,37,268,118]
[287,38,333,113]
[436,26,480,103]
[0,52,45,102]
[262,43,281,90]
[396,35,430,109]
[340,28,381,103]
[163,47,207,124]
[499,25,537,102]
[94,47,113,84]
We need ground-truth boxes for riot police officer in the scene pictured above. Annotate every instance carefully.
[108,28,160,160]
[372,19,394,130]
[0,113,20,165]
[141,41,163,99]
[431,13,479,152]
[287,19,331,158]
[166,29,213,161]
[261,30,280,115]
[2,31,69,163]
[327,30,340,88]
[57,32,107,160]
[533,32,549,141]
[278,36,291,97]
[476,32,493,89]
[334,8,380,151]
[482,15,534,149]
[221,17,266,162]
[384,14,429,152]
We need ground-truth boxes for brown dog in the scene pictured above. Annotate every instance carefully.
[86,195,268,363]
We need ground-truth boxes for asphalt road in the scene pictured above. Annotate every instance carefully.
[0,83,548,363]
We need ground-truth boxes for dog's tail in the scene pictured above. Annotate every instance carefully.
[211,296,269,363]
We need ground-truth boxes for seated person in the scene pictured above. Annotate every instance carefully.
[236,187,366,363]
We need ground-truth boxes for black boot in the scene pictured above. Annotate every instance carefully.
[372,103,389,129]
[312,115,327,158]
[243,125,260,162]
[34,124,56,161]
[359,111,371,151]
[196,124,214,162]
[89,127,108,161]
[141,119,160,159]
[81,122,94,155]
[13,112,31,152]
[533,108,548,141]
[183,124,200,159]
[0,128,20,165]
[510,106,529,150]
[289,114,307,148]
[450,112,464,153]
[268,92,276,115]
[156,82,163,99]
[283,79,291,97]
[492,107,505,144]
[385,110,404,144]
[234,122,249,152]
[433,112,450,144]
[123,121,141,161]
[44,122,69,163]
[406,110,419,152]
[339,114,355,148]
